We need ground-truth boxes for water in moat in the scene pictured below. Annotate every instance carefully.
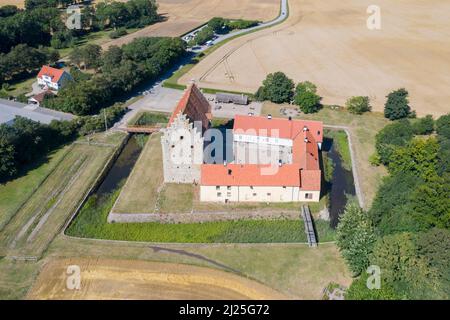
[95,135,144,197]
[322,135,356,228]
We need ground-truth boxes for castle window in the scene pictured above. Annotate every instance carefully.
[217,192,222,197]
[305,193,313,199]
[227,186,231,190]
[216,186,220,190]
[252,193,257,196]
[227,192,231,197]
[180,136,184,140]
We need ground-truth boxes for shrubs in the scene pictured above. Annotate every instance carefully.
[109,28,128,39]
[293,81,321,113]
[384,88,413,120]
[346,96,371,114]
[189,26,215,46]
[255,72,294,103]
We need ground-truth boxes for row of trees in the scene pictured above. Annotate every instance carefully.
[253,72,424,119]
[336,113,450,299]
[43,37,186,115]
[0,104,126,182]
[255,72,322,113]
[0,44,59,86]
[0,0,159,54]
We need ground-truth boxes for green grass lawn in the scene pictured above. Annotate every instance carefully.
[128,111,169,126]
[0,132,126,257]
[0,145,71,231]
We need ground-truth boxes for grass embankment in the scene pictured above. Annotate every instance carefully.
[324,129,352,171]
[262,104,389,207]
[128,111,169,126]
[0,132,127,257]
[0,145,70,231]
[67,186,335,243]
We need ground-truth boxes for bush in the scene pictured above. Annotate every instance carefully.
[384,88,412,120]
[293,81,321,113]
[346,96,371,115]
[412,115,434,135]
[189,26,215,46]
[255,72,294,103]
[109,28,127,39]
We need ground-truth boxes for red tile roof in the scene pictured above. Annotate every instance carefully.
[37,66,65,83]
[168,83,211,130]
[233,115,323,143]
[201,115,323,191]
[201,164,301,187]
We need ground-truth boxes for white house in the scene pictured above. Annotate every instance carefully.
[37,66,72,91]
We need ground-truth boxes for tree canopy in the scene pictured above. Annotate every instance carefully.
[384,88,412,120]
[255,72,294,104]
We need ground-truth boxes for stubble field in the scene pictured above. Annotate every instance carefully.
[26,258,287,299]
[101,0,280,48]
[180,0,450,116]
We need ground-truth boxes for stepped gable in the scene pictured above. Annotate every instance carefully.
[168,83,211,131]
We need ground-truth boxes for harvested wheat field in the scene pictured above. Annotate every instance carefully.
[0,0,23,7]
[102,0,280,49]
[181,0,450,117]
[27,258,287,300]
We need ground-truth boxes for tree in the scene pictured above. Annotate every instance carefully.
[255,72,294,104]
[336,202,376,276]
[346,96,371,115]
[375,119,414,164]
[436,113,450,139]
[384,88,412,120]
[371,232,444,299]
[388,137,439,180]
[208,17,226,33]
[412,115,434,135]
[293,81,321,113]
[416,228,450,297]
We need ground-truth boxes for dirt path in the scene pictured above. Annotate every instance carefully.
[27,258,287,300]
[181,0,450,116]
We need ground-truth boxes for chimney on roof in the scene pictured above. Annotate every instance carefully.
[288,116,292,121]
[223,161,227,166]
[228,169,232,175]
[267,114,272,120]
[304,137,309,143]
[278,159,282,167]
[303,126,308,132]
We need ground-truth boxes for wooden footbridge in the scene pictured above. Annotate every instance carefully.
[301,205,318,247]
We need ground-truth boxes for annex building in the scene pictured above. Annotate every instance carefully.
[162,84,323,203]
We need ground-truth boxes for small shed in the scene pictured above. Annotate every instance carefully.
[215,92,248,105]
